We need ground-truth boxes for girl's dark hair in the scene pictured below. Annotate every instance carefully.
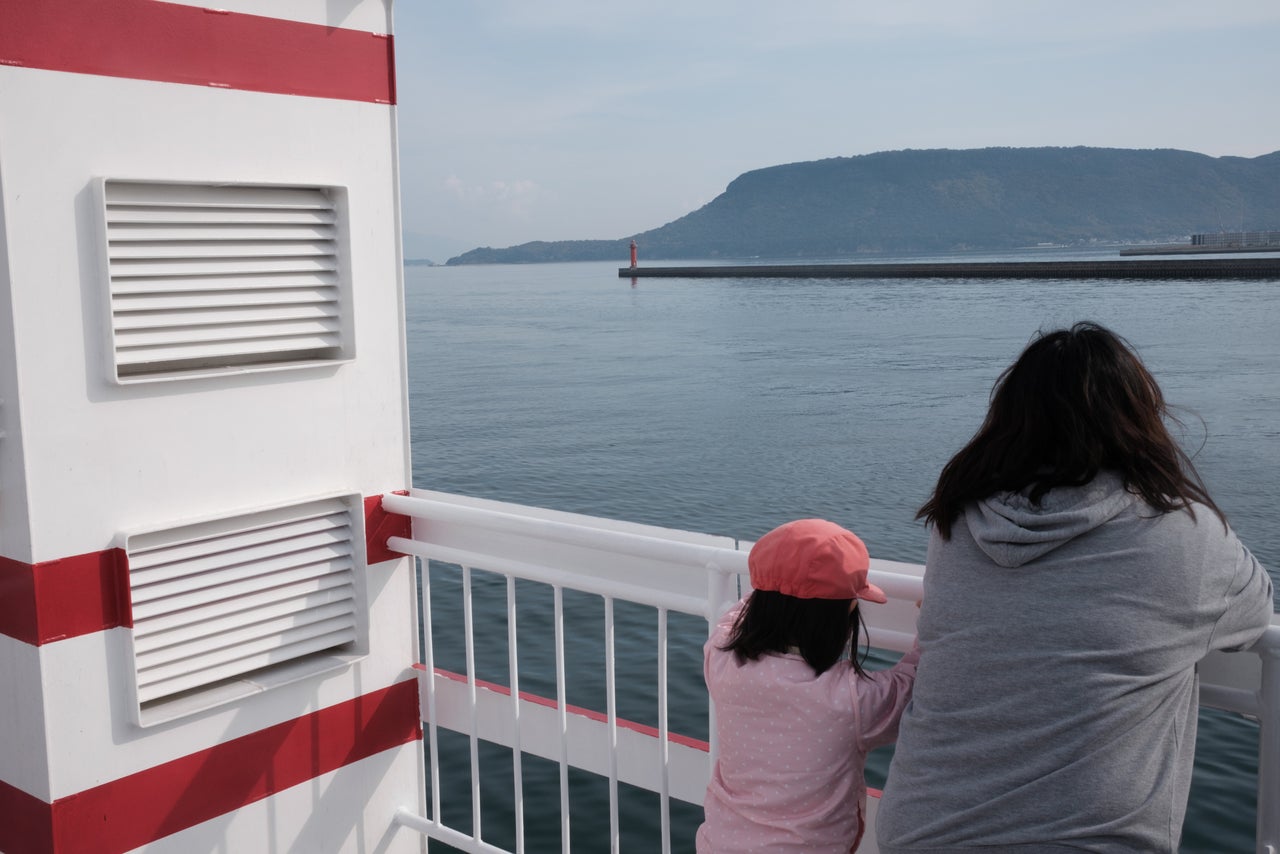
[919,321,1224,538]
[721,590,868,677]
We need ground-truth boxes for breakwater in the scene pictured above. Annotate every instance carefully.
[618,257,1280,280]
[1118,245,1280,256]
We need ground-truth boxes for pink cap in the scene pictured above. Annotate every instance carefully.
[748,519,887,603]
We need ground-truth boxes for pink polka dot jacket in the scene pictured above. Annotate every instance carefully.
[697,599,919,853]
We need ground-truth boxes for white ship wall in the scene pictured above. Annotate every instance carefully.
[0,2,425,851]
[0,66,409,561]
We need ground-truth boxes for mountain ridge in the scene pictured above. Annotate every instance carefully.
[445,147,1280,265]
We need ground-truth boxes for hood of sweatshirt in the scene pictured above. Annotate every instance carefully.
[963,470,1138,568]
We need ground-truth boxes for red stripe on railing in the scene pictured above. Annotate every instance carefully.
[0,0,395,104]
[0,678,421,854]
[0,550,130,645]
[419,664,712,752]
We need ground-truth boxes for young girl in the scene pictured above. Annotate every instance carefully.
[697,518,919,853]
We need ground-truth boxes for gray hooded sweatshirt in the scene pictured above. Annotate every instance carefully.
[877,471,1273,853]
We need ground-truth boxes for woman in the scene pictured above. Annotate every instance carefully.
[876,322,1273,853]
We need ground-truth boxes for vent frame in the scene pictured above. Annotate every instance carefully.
[97,178,355,384]
[122,494,369,727]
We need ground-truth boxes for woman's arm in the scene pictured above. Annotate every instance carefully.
[1209,537,1274,653]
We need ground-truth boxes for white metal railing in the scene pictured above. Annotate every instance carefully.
[385,488,1280,854]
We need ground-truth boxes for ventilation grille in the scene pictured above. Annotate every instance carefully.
[103,181,349,381]
[128,497,360,707]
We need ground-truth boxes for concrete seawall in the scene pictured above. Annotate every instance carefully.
[1117,245,1280,256]
[618,257,1280,280]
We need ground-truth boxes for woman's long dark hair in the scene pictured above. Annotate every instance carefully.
[918,321,1224,539]
[721,590,868,677]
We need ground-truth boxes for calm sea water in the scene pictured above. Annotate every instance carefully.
[405,252,1280,853]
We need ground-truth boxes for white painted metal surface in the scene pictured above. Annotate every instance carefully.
[0,2,424,851]
[101,180,351,382]
[0,59,407,564]
[388,489,1280,854]
[0,624,418,802]
[125,747,426,854]
[125,494,366,721]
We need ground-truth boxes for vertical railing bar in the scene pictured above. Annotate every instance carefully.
[705,561,733,767]
[604,597,620,854]
[658,607,672,854]
[462,564,482,844]
[1257,643,1280,854]
[421,559,442,823]
[554,586,571,854]
[507,575,526,854]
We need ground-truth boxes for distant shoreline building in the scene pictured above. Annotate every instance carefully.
[1191,230,1280,248]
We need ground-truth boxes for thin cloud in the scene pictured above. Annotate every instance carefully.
[443,176,542,219]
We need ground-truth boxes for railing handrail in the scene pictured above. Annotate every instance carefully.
[388,489,1279,854]
[383,492,750,572]
[383,490,927,607]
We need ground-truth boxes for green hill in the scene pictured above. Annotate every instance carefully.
[446,147,1280,264]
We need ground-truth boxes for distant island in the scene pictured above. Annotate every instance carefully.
[445,146,1280,265]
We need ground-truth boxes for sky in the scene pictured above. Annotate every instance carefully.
[390,1,1280,262]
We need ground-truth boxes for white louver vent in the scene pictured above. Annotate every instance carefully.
[101,180,352,382]
[126,496,366,723]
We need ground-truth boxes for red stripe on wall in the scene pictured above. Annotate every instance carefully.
[0,779,54,854]
[1,679,422,854]
[0,550,130,645]
[422,664,712,752]
[0,0,395,104]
